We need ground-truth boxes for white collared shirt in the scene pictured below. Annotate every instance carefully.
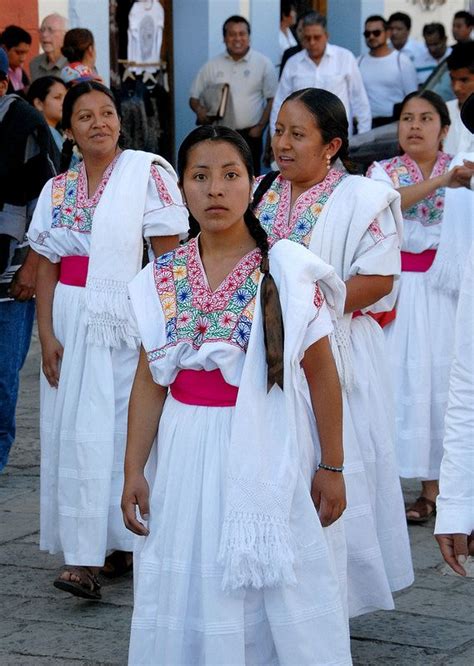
[190,49,278,130]
[415,45,452,85]
[270,43,371,134]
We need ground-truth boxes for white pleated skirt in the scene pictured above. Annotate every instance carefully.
[129,395,352,666]
[343,315,414,617]
[384,271,457,479]
[39,282,136,565]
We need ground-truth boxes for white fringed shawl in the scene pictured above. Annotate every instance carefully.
[307,176,403,390]
[86,149,179,348]
[218,239,346,590]
[427,152,474,296]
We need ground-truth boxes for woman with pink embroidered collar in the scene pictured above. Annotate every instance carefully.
[27,81,188,600]
[368,90,474,524]
[254,87,414,619]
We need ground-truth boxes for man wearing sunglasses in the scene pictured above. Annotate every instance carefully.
[358,15,418,128]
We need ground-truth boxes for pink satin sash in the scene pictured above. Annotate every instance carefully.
[401,249,436,272]
[170,369,238,407]
[59,256,89,287]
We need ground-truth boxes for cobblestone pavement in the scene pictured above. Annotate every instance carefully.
[1,331,473,665]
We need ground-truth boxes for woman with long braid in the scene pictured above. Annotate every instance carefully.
[254,88,414,617]
[122,126,352,665]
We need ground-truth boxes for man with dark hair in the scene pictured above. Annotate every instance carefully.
[279,1,297,61]
[417,23,451,85]
[190,15,277,175]
[388,11,425,72]
[359,14,417,128]
[444,42,474,153]
[272,11,371,134]
[0,25,32,94]
[452,10,473,44]
[0,47,57,472]
[280,10,313,76]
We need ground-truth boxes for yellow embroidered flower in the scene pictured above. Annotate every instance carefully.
[162,296,176,318]
[310,202,323,216]
[266,190,279,204]
[173,265,187,281]
[52,189,65,206]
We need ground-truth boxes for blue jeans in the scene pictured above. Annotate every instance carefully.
[0,299,35,471]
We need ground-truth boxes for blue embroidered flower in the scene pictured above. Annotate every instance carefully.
[177,285,192,305]
[66,187,76,198]
[156,251,174,268]
[165,317,178,343]
[232,288,252,307]
[232,317,251,348]
[295,218,311,236]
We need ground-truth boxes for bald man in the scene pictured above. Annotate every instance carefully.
[30,13,67,81]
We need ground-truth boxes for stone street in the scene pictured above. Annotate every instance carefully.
[1,331,473,665]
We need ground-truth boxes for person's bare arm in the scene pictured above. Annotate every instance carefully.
[302,336,346,527]
[248,98,274,138]
[189,97,209,125]
[36,255,62,388]
[9,248,39,301]
[149,235,180,259]
[344,274,394,314]
[121,347,168,536]
[397,161,474,211]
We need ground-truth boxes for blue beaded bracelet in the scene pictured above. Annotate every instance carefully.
[318,463,344,473]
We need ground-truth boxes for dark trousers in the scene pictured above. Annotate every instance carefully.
[372,116,394,129]
[236,128,263,176]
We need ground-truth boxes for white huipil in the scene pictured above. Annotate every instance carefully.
[127,238,352,666]
[27,152,189,565]
[255,169,414,617]
[369,152,474,481]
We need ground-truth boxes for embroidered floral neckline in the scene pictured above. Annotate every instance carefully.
[256,169,347,247]
[76,152,122,208]
[400,152,450,183]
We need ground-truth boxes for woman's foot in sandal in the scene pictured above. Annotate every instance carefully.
[54,566,102,600]
[406,496,437,523]
[101,550,133,579]
[406,480,439,523]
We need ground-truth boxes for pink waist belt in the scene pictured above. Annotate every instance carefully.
[170,369,238,407]
[59,256,89,287]
[401,249,436,272]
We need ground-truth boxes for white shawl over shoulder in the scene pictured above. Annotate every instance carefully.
[308,175,402,390]
[218,239,346,590]
[86,149,180,348]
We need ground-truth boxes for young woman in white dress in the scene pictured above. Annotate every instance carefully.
[122,126,352,665]
[368,90,474,523]
[28,81,188,599]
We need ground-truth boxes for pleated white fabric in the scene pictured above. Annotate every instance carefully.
[129,396,351,666]
[383,271,457,479]
[345,316,414,614]
[40,283,136,563]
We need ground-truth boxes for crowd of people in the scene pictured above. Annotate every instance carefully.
[0,3,473,665]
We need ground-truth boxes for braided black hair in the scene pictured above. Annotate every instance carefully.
[178,125,284,390]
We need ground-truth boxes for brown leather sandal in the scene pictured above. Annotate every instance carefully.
[406,496,437,524]
[53,566,102,600]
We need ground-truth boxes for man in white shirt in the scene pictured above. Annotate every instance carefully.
[417,23,452,86]
[359,15,417,128]
[279,1,297,61]
[271,12,371,135]
[444,43,474,154]
[388,12,425,79]
[189,15,277,175]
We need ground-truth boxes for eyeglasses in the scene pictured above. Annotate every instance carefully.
[363,29,383,38]
[40,26,64,34]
